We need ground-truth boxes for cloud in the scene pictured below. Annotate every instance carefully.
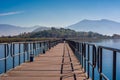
[0,11,24,16]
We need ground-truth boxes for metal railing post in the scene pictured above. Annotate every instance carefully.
[87,45,90,79]
[19,43,21,65]
[112,51,117,80]
[99,47,102,80]
[4,44,7,73]
[84,44,86,72]
[13,44,15,68]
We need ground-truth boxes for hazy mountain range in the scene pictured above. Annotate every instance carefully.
[0,24,49,36]
[0,19,120,36]
[67,19,120,35]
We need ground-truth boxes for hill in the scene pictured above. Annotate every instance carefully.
[32,26,51,32]
[67,19,120,35]
[17,27,109,39]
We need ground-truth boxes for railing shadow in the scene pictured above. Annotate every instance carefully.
[67,40,120,80]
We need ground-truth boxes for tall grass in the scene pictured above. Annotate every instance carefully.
[0,38,58,43]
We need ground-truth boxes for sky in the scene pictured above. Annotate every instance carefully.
[0,0,120,27]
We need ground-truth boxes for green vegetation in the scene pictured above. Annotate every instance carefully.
[1,27,117,43]
[18,27,110,38]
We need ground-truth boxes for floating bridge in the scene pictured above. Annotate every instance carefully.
[0,40,119,80]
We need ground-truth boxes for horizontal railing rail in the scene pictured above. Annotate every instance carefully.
[0,39,63,74]
[67,40,120,80]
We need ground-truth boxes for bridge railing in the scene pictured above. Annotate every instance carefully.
[67,40,120,80]
[0,39,62,74]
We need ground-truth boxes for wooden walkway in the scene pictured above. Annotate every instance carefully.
[0,43,88,80]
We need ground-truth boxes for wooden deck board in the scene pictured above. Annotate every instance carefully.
[0,43,89,80]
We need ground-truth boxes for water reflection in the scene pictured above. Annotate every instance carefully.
[112,39,120,43]
[91,39,120,49]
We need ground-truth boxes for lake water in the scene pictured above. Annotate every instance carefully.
[90,39,120,80]
[0,39,120,80]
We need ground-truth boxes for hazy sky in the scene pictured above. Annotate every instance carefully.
[0,0,120,27]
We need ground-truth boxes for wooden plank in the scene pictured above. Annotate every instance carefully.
[0,43,89,80]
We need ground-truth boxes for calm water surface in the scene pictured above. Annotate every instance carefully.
[90,39,120,80]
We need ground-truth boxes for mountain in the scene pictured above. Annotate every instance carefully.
[112,34,120,39]
[0,24,48,36]
[67,19,120,35]
[32,26,51,32]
